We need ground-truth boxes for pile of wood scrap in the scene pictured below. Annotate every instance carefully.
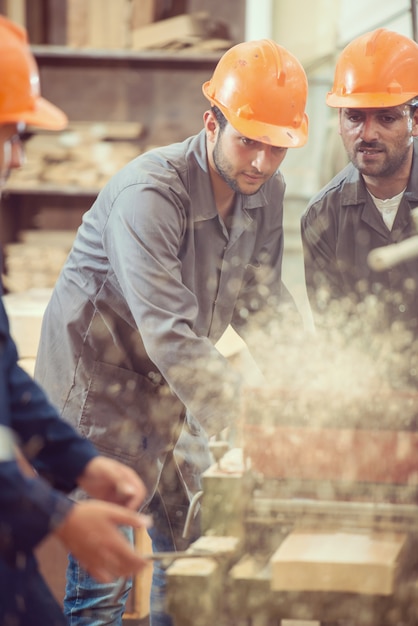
[6,121,144,191]
[3,230,76,294]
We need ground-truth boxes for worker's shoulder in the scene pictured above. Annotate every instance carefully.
[125,132,204,183]
[137,136,194,172]
[102,138,192,196]
[304,162,355,215]
[96,134,204,210]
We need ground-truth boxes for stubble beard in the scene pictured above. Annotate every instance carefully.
[213,134,262,196]
[348,139,411,179]
[213,134,241,193]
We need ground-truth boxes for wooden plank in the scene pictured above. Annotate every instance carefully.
[66,0,89,47]
[130,0,160,29]
[270,529,409,595]
[130,0,187,31]
[86,0,107,48]
[86,0,130,49]
[132,527,153,619]
[37,120,144,140]
[131,11,211,50]
[106,0,130,49]
[5,0,25,26]
[19,229,76,246]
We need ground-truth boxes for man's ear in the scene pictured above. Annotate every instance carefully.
[411,107,418,137]
[203,109,218,143]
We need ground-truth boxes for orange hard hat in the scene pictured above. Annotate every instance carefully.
[327,28,418,108]
[202,39,308,148]
[0,15,67,129]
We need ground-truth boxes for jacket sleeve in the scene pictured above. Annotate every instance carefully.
[7,352,98,491]
[0,453,74,560]
[0,298,97,557]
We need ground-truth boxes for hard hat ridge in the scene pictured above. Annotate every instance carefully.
[327,28,418,108]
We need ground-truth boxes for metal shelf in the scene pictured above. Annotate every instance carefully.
[4,184,99,197]
[31,44,223,70]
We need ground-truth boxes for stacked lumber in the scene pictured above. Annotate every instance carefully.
[130,11,232,52]
[6,121,144,191]
[1,1,234,53]
[3,230,76,294]
[67,0,132,49]
[66,1,232,52]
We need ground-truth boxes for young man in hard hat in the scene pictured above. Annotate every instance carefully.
[301,28,418,351]
[34,39,309,625]
[0,15,152,626]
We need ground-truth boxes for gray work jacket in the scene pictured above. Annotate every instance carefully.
[301,138,418,334]
[35,129,291,505]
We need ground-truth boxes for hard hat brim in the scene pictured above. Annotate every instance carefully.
[326,91,415,109]
[0,96,68,130]
[204,89,309,149]
[226,108,309,148]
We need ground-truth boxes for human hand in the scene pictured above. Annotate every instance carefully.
[54,500,151,583]
[77,456,147,510]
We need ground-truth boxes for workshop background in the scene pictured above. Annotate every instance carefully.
[1,0,415,335]
[0,1,416,624]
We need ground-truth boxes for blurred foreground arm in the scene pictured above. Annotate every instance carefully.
[55,455,151,582]
[76,455,147,510]
[54,500,151,583]
[1,294,150,580]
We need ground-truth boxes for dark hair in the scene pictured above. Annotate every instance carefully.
[211,105,228,132]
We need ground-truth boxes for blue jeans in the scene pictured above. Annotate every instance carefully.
[64,450,202,626]
[148,525,176,626]
[63,525,178,626]
[64,526,133,626]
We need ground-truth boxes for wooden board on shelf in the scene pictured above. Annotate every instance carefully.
[270,529,410,595]
[3,0,25,26]
[130,0,162,29]
[66,0,89,48]
[87,0,130,49]
[131,11,219,50]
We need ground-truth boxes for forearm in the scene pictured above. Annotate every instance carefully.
[8,360,98,490]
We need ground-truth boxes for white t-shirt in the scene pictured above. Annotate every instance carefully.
[368,188,406,230]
